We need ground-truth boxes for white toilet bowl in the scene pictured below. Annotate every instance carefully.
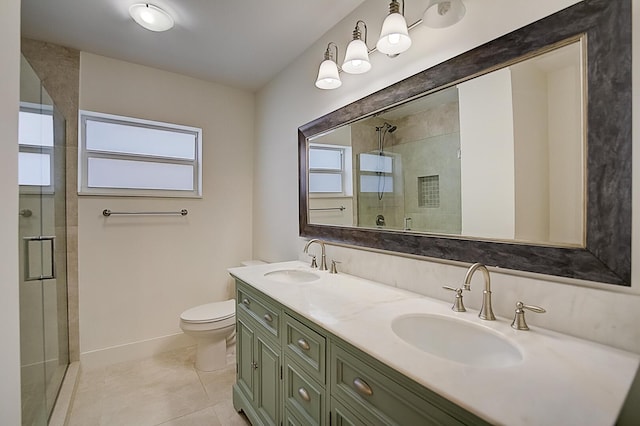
[179,299,235,371]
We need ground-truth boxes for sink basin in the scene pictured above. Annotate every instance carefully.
[391,314,522,368]
[264,269,320,283]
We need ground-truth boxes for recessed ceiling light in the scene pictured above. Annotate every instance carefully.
[129,3,174,32]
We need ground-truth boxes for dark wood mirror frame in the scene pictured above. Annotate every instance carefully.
[299,0,631,286]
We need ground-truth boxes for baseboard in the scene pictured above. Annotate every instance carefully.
[79,333,194,370]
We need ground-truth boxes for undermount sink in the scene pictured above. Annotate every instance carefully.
[391,314,522,368]
[264,269,320,283]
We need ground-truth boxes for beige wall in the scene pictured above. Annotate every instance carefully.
[458,68,515,239]
[254,0,640,354]
[78,53,254,367]
[0,0,22,423]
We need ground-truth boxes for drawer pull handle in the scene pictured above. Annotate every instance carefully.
[298,387,311,402]
[251,361,258,370]
[242,298,250,306]
[263,313,273,323]
[353,377,373,396]
[296,338,310,351]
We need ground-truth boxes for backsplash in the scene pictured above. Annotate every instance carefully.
[298,242,640,355]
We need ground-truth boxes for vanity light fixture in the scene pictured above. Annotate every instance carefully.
[313,0,467,89]
[376,0,412,56]
[129,3,174,32]
[342,21,372,74]
[422,0,466,28]
[315,42,342,90]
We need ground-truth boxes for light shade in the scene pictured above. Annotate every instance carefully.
[129,3,174,32]
[423,0,466,29]
[376,13,412,55]
[315,60,342,90]
[342,39,371,74]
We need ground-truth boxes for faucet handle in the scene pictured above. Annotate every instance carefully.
[308,254,318,268]
[442,286,466,312]
[511,301,546,330]
[330,260,341,274]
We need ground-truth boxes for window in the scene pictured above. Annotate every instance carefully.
[358,152,394,194]
[79,111,202,197]
[18,105,54,193]
[308,144,352,196]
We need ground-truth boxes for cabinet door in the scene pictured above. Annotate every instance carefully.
[255,333,281,426]
[236,315,256,401]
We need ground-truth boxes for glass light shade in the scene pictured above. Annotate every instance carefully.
[315,59,342,89]
[422,0,466,29]
[129,4,174,32]
[376,13,412,55]
[342,39,371,74]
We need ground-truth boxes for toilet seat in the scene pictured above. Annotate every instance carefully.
[180,300,235,324]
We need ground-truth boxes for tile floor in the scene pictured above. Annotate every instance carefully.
[67,345,251,426]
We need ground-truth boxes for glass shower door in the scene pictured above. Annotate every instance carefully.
[19,55,69,426]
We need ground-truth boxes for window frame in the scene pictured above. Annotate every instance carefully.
[357,152,394,194]
[78,110,203,198]
[18,104,55,194]
[308,143,352,197]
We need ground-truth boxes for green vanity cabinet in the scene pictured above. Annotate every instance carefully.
[234,285,283,426]
[329,343,489,426]
[233,278,490,426]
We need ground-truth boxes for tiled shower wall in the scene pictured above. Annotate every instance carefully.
[21,38,80,363]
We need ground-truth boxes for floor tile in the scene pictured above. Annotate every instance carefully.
[67,344,248,426]
[158,407,222,426]
[213,400,251,426]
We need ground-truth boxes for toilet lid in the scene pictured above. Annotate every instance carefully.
[180,300,235,323]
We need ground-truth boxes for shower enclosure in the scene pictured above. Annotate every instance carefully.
[19,54,69,425]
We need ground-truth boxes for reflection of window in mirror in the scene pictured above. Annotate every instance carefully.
[308,142,353,226]
[18,106,55,194]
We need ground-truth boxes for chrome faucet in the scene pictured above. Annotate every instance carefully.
[303,239,328,271]
[463,263,496,320]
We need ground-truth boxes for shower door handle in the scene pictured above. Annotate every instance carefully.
[23,236,56,281]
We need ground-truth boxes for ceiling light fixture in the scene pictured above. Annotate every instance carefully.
[376,0,412,56]
[129,3,174,32]
[422,0,466,28]
[315,43,342,90]
[342,21,371,74]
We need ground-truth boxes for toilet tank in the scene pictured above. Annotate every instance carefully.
[240,260,266,267]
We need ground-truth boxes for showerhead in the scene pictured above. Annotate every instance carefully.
[376,122,398,133]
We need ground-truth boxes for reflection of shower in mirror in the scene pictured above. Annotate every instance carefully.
[375,122,398,200]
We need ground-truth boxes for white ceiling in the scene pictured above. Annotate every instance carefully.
[21,0,366,91]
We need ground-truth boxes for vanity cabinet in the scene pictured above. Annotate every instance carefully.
[235,286,282,426]
[233,279,490,426]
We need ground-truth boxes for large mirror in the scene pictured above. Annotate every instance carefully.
[308,40,585,247]
[299,0,631,286]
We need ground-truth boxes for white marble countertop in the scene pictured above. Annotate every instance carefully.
[228,261,639,426]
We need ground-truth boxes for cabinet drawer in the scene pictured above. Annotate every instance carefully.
[284,361,326,426]
[330,397,370,426]
[237,286,280,339]
[330,344,464,426]
[284,314,326,384]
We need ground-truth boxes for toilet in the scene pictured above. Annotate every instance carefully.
[179,299,236,371]
[179,260,265,371]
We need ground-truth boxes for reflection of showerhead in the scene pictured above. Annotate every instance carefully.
[376,122,398,133]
